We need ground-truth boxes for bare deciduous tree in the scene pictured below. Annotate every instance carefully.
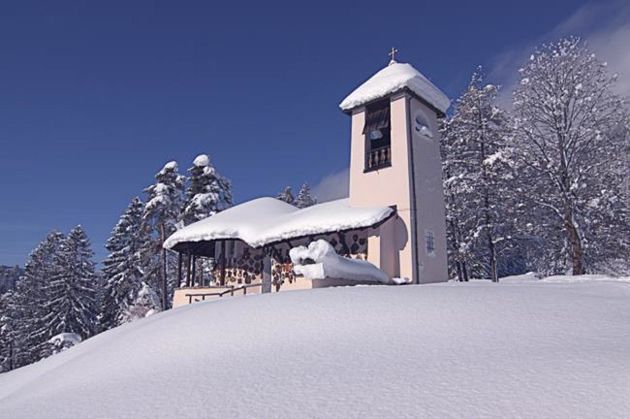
[512,37,629,274]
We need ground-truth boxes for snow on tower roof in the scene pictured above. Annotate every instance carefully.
[339,62,450,114]
[163,197,394,250]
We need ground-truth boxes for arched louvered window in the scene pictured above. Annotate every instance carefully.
[413,109,434,139]
[363,100,391,171]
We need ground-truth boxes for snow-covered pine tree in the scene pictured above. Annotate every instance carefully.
[0,265,22,295]
[295,183,317,209]
[512,37,630,275]
[276,186,295,205]
[0,291,18,372]
[43,226,98,340]
[180,154,233,286]
[101,197,149,331]
[143,161,184,309]
[12,231,65,366]
[441,68,513,282]
[181,154,233,226]
[118,281,161,324]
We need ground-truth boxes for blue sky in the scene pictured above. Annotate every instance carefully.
[1,0,628,265]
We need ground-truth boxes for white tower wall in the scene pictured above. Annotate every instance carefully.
[407,96,449,283]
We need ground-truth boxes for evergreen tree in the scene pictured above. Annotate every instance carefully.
[0,265,22,295]
[441,69,513,281]
[0,291,18,372]
[512,37,630,275]
[295,183,317,209]
[43,226,98,340]
[276,186,295,205]
[118,282,161,324]
[101,197,149,331]
[181,154,232,226]
[13,232,65,366]
[143,161,184,309]
[180,154,233,287]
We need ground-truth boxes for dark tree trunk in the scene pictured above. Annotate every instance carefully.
[558,137,585,276]
[484,189,498,282]
[8,340,13,371]
[564,208,585,275]
[447,218,464,281]
[488,234,498,282]
[477,105,498,283]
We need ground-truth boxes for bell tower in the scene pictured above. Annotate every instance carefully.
[339,56,449,283]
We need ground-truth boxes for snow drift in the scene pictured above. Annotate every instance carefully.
[47,333,81,355]
[290,239,393,285]
[1,278,629,418]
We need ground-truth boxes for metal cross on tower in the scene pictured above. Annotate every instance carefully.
[388,47,399,62]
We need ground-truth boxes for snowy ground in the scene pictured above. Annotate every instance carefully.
[1,276,629,418]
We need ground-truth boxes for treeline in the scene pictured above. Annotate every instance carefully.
[276,183,317,208]
[442,38,630,281]
[0,228,97,370]
[0,154,232,372]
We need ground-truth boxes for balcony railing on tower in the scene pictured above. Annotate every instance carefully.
[366,145,391,171]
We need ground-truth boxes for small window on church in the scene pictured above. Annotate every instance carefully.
[363,100,391,171]
[413,110,434,139]
[425,230,435,256]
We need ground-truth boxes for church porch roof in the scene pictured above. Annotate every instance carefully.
[163,197,395,252]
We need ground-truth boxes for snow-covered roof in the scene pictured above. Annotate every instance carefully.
[339,61,450,114]
[163,197,394,250]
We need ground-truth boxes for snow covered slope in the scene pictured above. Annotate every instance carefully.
[1,279,629,418]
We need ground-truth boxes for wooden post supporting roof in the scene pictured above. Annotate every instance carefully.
[220,241,226,286]
[191,255,197,287]
[186,253,192,288]
[177,252,183,288]
[262,249,272,294]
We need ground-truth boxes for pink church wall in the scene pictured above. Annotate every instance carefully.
[349,95,415,282]
[348,92,448,283]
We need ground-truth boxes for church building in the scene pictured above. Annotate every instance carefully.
[164,54,450,306]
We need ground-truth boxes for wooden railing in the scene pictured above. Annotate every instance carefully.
[184,283,262,304]
[366,145,391,171]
